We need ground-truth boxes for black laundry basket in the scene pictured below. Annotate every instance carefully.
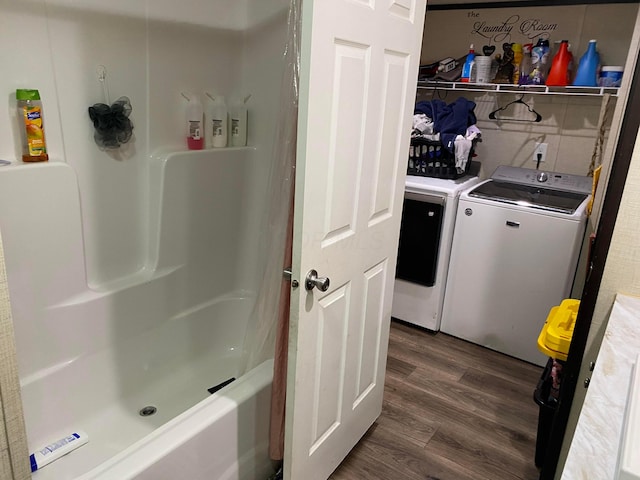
[407,137,475,179]
[533,358,561,468]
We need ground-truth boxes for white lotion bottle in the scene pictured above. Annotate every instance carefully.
[205,93,228,148]
[229,95,249,147]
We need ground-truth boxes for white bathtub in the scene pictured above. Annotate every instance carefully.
[79,358,274,480]
[0,150,275,479]
[23,296,274,480]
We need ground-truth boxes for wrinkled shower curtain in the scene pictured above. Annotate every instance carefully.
[240,0,300,461]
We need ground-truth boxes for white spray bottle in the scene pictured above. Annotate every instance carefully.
[205,93,228,148]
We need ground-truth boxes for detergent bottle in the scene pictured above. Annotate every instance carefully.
[518,44,533,85]
[511,43,523,84]
[573,40,600,87]
[531,38,550,84]
[546,40,573,86]
[460,44,475,83]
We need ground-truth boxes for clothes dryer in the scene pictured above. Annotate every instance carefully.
[441,166,592,366]
[392,162,481,331]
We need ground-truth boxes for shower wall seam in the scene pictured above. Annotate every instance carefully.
[43,0,69,166]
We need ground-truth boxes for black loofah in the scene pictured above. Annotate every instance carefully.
[88,96,134,150]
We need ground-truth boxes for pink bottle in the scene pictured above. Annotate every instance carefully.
[185,94,204,150]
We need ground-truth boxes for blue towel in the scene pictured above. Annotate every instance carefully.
[415,98,477,152]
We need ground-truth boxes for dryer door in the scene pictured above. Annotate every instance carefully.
[396,192,445,287]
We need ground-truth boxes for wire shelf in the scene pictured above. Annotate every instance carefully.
[417,81,619,97]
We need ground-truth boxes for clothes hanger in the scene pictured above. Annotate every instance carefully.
[488,93,542,122]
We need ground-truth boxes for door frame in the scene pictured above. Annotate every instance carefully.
[540,45,640,480]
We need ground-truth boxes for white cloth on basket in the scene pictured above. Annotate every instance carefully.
[413,114,434,135]
[453,125,482,173]
[454,135,473,173]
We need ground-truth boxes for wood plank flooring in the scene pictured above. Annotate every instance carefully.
[330,320,543,480]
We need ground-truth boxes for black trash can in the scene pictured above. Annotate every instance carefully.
[533,357,561,468]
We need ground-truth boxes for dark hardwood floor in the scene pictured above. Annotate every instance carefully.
[331,319,543,480]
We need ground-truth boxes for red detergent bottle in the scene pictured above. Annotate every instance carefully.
[546,40,573,86]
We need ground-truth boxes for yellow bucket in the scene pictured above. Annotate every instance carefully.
[537,299,580,361]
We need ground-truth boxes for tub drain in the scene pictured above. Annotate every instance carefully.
[139,405,157,417]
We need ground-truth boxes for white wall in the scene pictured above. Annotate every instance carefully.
[0,0,288,288]
[417,88,613,178]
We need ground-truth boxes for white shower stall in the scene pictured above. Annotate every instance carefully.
[0,0,291,478]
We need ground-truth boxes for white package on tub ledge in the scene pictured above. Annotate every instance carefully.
[616,353,640,480]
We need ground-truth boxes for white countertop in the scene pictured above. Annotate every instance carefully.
[562,293,640,480]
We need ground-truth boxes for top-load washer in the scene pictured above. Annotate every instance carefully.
[392,162,482,331]
[440,165,592,366]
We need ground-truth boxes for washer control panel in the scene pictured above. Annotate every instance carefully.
[491,165,592,194]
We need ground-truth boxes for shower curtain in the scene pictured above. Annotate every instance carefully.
[0,231,31,479]
[241,0,300,461]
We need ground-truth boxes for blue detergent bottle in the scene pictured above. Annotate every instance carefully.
[461,44,475,83]
[573,39,600,87]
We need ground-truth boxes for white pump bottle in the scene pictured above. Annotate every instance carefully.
[229,95,249,147]
[206,94,228,148]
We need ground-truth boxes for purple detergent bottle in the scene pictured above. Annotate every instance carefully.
[531,38,550,85]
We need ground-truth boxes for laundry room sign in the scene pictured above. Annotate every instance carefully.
[420,3,636,67]
[468,12,558,44]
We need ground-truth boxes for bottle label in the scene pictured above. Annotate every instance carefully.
[188,120,201,140]
[532,47,549,66]
[212,119,224,137]
[231,119,239,137]
[23,105,46,157]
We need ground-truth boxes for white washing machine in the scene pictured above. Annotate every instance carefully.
[392,163,482,331]
[441,165,592,367]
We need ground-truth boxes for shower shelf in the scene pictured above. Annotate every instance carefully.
[151,145,255,160]
[417,81,619,97]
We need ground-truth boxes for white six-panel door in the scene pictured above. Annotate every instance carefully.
[285,1,426,478]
